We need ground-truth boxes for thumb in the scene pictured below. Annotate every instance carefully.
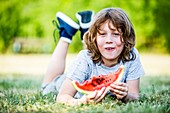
[87,90,97,99]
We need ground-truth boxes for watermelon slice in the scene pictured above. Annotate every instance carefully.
[72,65,124,94]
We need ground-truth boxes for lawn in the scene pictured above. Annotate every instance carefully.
[0,74,169,113]
[0,54,170,113]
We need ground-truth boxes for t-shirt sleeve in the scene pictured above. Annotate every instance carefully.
[126,48,145,80]
[66,50,90,83]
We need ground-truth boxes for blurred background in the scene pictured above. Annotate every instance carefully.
[0,0,170,77]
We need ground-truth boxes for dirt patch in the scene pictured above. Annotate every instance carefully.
[0,53,170,76]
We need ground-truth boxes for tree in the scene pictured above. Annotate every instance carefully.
[153,0,170,53]
[0,1,23,53]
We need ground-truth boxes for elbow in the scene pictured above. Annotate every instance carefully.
[132,94,139,100]
[56,94,65,103]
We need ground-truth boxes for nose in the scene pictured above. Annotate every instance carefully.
[105,34,113,43]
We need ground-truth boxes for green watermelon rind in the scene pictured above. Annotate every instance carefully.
[72,65,124,94]
[72,81,93,94]
[114,65,124,83]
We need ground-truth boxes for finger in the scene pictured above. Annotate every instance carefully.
[81,95,94,104]
[112,89,122,95]
[108,85,114,92]
[115,94,124,99]
[93,87,105,100]
[87,90,97,100]
[112,89,128,100]
[97,87,106,96]
[115,82,126,85]
[118,83,128,91]
[110,83,128,92]
[110,84,123,91]
[111,82,125,87]
[87,99,95,104]
[81,95,87,104]
[110,88,125,97]
[95,87,108,103]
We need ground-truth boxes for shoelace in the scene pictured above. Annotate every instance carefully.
[52,20,59,44]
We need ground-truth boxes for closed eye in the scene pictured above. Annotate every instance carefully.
[97,31,106,36]
[100,33,106,36]
[113,33,120,37]
[113,33,120,36]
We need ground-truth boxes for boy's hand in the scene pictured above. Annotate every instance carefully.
[81,87,108,104]
[109,82,128,99]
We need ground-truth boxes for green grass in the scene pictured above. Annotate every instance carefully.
[0,75,170,113]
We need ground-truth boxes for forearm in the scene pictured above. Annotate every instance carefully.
[122,79,140,103]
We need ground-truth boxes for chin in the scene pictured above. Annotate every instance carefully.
[104,56,117,60]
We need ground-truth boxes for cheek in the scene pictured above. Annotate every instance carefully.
[115,37,123,46]
[115,37,124,51]
[119,44,124,51]
[96,37,103,48]
[117,43,124,54]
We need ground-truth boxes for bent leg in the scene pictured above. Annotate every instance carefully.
[43,40,69,84]
[41,12,79,95]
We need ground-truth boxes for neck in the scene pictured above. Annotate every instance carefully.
[102,58,119,67]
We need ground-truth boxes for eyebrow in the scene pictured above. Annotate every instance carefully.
[98,27,118,32]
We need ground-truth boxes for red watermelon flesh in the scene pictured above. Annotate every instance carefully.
[72,65,124,94]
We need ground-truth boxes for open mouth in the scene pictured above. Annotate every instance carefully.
[105,47,115,50]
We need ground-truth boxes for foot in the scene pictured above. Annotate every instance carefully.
[53,12,80,44]
[76,10,94,43]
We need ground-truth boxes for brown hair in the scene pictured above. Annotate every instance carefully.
[84,7,136,63]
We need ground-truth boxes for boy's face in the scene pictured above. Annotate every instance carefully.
[96,20,124,67]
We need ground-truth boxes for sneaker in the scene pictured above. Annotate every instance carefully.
[76,10,94,43]
[53,12,80,44]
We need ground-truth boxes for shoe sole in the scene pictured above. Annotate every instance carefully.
[76,11,95,29]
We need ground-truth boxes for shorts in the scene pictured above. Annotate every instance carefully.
[41,74,66,95]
